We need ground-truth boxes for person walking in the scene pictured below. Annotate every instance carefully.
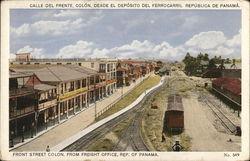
[46,145,50,152]
[161,132,166,142]
[172,141,182,152]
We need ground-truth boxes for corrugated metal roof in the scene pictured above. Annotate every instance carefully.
[66,65,97,75]
[167,94,184,111]
[34,84,56,91]
[11,65,96,82]
[9,70,32,78]
[212,76,241,96]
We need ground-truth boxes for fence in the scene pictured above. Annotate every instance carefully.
[95,74,151,118]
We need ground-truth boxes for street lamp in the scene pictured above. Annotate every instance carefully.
[94,78,97,119]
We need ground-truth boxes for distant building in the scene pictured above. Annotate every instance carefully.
[212,76,241,107]
[116,59,155,87]
[16,53,31,62]
[202,63,241,79]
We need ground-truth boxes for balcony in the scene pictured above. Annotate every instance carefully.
[38,99,57,111]
[9,105,35,119]
[9,86,34,97]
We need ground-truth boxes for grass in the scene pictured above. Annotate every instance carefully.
[141,76,192,151]
[87,138,114,151]
[95,75,161,122]
[112,115,134,138]
[86,115,134,151]
[86,75,160,151]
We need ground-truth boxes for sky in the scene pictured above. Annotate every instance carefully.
[10,9,241,61]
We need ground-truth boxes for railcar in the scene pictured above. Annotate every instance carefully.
[164,94,184,132]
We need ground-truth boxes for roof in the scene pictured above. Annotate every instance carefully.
[212,76,241,96]
[11,65,97,82]
[159,65,170,72]
[9,69,33,78]
[117,67,125,71]
[167,94,184,111]
[66,65,97,76]
[34,84,56,91]
[202,69,222,78]
[16,53,30,55]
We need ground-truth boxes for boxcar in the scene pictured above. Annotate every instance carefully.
[165,94,184,131]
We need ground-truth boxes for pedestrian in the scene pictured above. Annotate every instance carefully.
[21,125,25,142]
[46,145,50,152]
[172,141,182,152]
[10,131,14,147]
[161,132,166,142]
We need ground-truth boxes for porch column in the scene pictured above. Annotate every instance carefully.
[66,100,69,119]
[80,95,83,110]
[73,98,76,115]
[85,93,88,107]
[58,103,61,123]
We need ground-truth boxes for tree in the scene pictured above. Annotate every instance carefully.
[208,58,217,69]
[203,53,209,61]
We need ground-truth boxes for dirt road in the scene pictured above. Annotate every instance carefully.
[183,94,241,151]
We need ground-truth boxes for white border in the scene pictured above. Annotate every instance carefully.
[1,0,249,160]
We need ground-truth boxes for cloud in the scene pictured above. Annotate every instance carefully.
[56,41,95,58]
[185,31,226,49]
[226,29,241,47]
[11,10,103,37]
[53,10,82,18]
[181,15,201,29]
[56,40,186,60]
[10,24,30,36]
[63,30,240,60]
[11,19,85,36]
[184,30,241,58]
[9,53,16,59]
[17,45,45,58]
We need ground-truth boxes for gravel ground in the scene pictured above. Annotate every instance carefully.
[183,93,241,151]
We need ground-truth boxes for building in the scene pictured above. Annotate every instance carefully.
[80,58,117,96]
[158,65,171,76]
[212,76,241,107]
[26,75,57,131]
[10,58,118,96]
[116,59,155,87]
[202,63,241,79]
[9,70,37,146]
[15,53,31,62]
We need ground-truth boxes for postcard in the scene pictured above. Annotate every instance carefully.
[1,0,249,160]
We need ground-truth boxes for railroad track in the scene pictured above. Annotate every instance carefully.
[62,78,164,151]
[198,92,237,134]
[113,109,149,151]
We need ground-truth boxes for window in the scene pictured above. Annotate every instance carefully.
[99,64,106,72]
[82,79,86,87]
[76,80,81,89]
[107,64,110,72]
[91,63,94,68]
[70,82,74,91]
[61,84,63,94]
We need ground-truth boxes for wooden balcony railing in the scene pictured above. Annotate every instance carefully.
[9,105,35,119]
[9,86,34,97]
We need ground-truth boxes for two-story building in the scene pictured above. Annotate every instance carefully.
[80,58,118,96]
[9,70,37,146]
